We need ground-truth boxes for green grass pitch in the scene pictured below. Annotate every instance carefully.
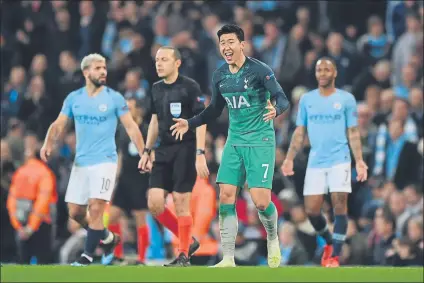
[1,265,423,282]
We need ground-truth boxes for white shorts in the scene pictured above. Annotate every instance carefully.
[65,163,118,205]
[303,162,352,196]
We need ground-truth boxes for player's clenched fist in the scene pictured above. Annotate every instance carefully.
[170,118,189,141]
[40,145,51,162]
[355,160,368,182]
[281,159,295,176]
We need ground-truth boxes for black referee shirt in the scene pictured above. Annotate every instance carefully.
[150,75,205,146]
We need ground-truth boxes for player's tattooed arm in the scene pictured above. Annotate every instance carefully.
[286,126,306,160]
[347,126,363,162]
[43,113,69,147]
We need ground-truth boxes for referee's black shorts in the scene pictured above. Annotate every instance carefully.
[112,172,149,211]
[149,141,197,193]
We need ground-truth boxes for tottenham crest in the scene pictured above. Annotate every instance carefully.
[170,102,182,117]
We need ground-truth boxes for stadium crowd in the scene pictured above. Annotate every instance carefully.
[1,0,423,267]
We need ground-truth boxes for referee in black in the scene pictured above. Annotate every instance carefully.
[139,46,209,266]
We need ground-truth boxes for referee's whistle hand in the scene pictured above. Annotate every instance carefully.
[170,118,189,141]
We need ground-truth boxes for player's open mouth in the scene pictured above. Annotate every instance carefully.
[224,51,233,61]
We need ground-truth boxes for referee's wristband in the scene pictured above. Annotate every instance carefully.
[143,148,152,155]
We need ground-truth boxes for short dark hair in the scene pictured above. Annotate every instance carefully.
[158,46,182,60]
[217,24,245,42]
[317,56,338,70]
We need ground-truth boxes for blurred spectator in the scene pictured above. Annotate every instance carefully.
[151,16,171,55]
[351,59,391,102]
[386,237,422,266]
[253,19,286,75]
[342,25,359,57]
[2,66,27,120]
[357,103,377,168]
[375,97,419,145]
[393,64,418,99]
[298,49,318,89]
[388,190,413,237]
[17,75,54,139]
[290,86,307,120]
[77,0,106,59]
[101,3,125,59]
[368,208,396,265]
[403,184,423,216]
[278,221,308,266]
[49,0,68,14]
[28,54,49,82]
[359,180,386,232]
[323,32,357,89]
[48,7,79,70]
[7,133,57,264]
[4,119,25,166]
[373,119,420,189]
[392,12,421,86]
[0,139,17,263]
[373,88,395,126]
[385,1,407,41]
[364,85,381,115]
[406,216,424,263]
[119,69,148,102]
[56,51,84,107]
[278,24,303,89]
[15,1,50,69]
[409,87,423,135]
[123,1,153,46]
[289,203,317,262]
[200,13,225,90]
[357,15,391,66]
[340,218,367,265]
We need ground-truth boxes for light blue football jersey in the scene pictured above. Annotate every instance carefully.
[61,87,129,167]
[296,88,358,168]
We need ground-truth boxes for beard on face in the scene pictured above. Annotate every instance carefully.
[89,74,106,88]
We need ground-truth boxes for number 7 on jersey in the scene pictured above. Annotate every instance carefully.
[262,163,269,179]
